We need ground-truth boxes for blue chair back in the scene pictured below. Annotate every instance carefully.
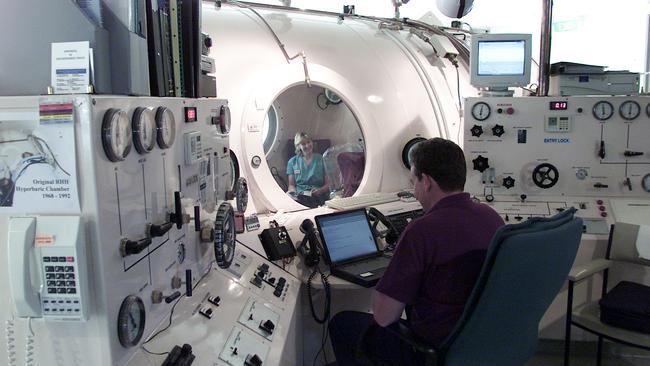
[440,208,583,366]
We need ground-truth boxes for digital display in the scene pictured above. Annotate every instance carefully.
[550,101,568,110]
[184,107,197,122]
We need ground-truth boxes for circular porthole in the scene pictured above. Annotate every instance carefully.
[402,137,427,170]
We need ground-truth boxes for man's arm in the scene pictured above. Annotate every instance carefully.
[373,290,405,327]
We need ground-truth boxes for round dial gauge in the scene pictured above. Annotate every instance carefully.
[214,202,236,269]
[619,100,640,120]
[132,107,156,154]
[642,174,650,193]
[471,102,491,121]
[592,101,614,121]
[646,103,650,118]
[102,108,132,162]
[117,295,145,348]
[154,107,176,149]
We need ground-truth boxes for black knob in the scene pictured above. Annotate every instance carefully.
[520,194,527,202]
[470,125,484,137]
[503,176,515,189]
[204,36,213,49]
[120,237,152,257]
[169,191,184,229]
[165,291,181,303]
[472,155,489,173]
[148,221,173,237]
[194,206,201,232]
[185,269,192,297]
[492,124,505,137]
[598,140,606,159]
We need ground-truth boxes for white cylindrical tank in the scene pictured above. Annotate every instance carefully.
[203,3,475,212]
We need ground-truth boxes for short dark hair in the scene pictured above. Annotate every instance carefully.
[408,138,466,192]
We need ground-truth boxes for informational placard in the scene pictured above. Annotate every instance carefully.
[51,41,90,94]
[0,100,80,213]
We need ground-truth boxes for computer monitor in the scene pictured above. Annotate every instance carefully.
[470,33,532,92]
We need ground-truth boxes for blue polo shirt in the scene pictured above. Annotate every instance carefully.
[375,192,505,346]
[286,153,325,195]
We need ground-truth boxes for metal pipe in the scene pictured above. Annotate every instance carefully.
[538,0,553,96]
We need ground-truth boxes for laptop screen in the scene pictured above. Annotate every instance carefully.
[316,209,379,264]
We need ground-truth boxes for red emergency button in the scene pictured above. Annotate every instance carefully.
[506,107,514,115]
[67,257,75,262]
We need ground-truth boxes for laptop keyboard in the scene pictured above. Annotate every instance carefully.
[342,256,390,275]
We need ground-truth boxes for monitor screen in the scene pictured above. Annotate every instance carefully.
[316,209,378,264]
[470,33,532,89]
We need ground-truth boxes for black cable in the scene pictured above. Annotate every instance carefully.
[140,345,169,356]
[455,61,463,143]
[236,238,300,281]
[142,261,216,347]
[307,268,331,324]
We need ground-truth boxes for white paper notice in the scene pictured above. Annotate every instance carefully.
[51,41,90,94]
[0,100,80,214]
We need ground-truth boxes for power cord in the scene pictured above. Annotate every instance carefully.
[307,268,331,324]
[141,262,216,354]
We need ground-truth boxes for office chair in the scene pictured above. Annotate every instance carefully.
[564,222,650,366]
[357,208,583,366]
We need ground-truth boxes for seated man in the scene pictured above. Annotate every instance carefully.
[329,138,505,365]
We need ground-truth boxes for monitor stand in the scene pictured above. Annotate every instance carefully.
[480,87,514,97]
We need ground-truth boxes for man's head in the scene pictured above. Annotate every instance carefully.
[408,138,466,210]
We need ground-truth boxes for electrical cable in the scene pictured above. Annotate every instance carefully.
[236,238,300,281]
[455,62,463,143]
[307,268,331,324]
[141,261,216,349]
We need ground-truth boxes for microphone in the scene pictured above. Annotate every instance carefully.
[299,219,320,267]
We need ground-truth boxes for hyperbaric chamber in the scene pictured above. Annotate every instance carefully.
[202,3,474,212]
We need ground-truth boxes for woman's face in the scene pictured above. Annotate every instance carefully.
[298,139,313,156]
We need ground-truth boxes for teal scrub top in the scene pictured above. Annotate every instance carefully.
[286,153,325,194]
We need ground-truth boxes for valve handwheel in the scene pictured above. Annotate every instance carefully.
[532,163,559,189]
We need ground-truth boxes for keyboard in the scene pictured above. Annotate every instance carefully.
[325,192,400,210]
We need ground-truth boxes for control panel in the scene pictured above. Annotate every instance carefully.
[464,96,650,198]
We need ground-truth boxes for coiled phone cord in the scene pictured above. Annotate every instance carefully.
[5,318,16,366]
[307,268,331,324]
[25,317,34,366]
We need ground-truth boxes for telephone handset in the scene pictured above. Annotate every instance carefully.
[367,207,399,249]
[298,219,321,267]
[7,216,88,321]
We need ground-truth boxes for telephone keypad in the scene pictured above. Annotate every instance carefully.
[40,251,83,317]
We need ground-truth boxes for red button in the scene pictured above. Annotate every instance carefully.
[598,206,606,211]
[67,257,74,262]
[600,212,608,218]
[506,107,514,115]
[596,200,603,205]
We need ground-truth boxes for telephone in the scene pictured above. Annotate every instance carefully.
[7,216,88,320]
[367,207,400,249]
[298,218,321,267]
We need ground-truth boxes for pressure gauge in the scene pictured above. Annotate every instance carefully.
[101,108,132,162]
[619,100,640,120]
[324,89,343,105]
[592,101,614,121]
[642,173,650,193]
[154,107,176,149]
[471,102,491,121]
[117,295,145,348]
[132,107,156,154]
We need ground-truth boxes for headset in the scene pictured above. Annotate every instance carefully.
[367,207,400,250]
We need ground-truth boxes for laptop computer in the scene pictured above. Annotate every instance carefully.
[315,208,392,288]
